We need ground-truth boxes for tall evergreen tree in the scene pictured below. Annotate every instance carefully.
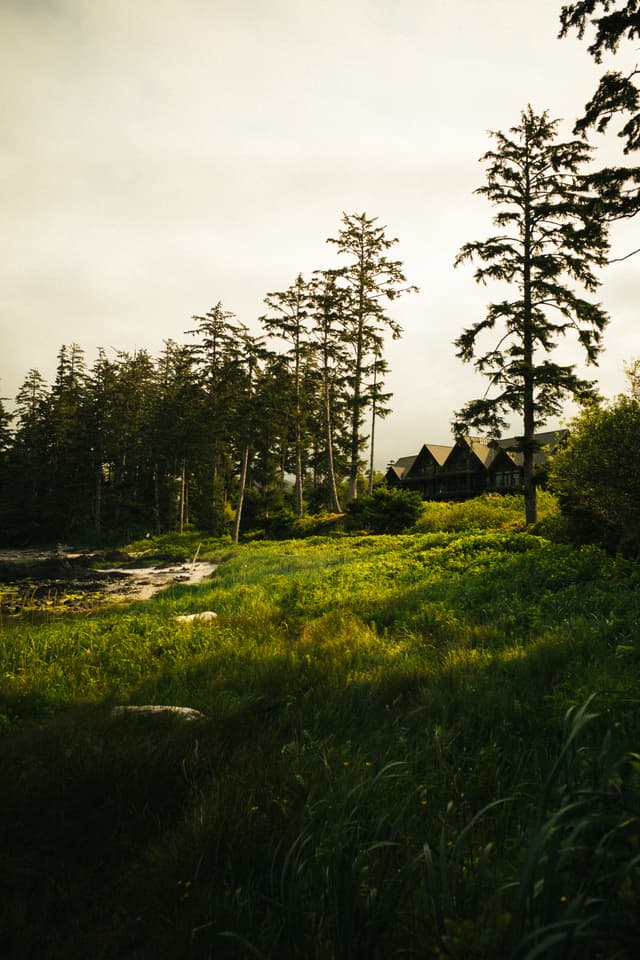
[326,212,417,501]
[188,303,247,534]
[365,349,393,494]
[308,272,350,513]
[85,349,120,535]
[454,106,610,524]
[229,329,265,543]
[260,274,312,516]
[151,340,203,533]
[109,350,157,535]
[249,349,297,520]
[0,395,12,453]
[48,343,92,533]
[10,369,51,539]
[0,395,13,541]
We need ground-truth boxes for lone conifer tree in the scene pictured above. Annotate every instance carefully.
[454,106,610,524]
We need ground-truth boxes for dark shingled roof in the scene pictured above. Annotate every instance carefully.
[386,454,417,480]
[390,429,569,476]
[420,443,453,467]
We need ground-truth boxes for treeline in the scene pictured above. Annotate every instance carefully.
[0,213,417,544]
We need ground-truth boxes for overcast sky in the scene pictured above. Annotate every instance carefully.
[1,0,638,468]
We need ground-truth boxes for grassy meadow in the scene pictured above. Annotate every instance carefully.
[1,495,639,958]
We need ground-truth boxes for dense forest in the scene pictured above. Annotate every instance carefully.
[0,213,417,544]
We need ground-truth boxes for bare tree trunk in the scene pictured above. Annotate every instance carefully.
[324,384,342,513]
[523,172,537,527]
[294,426,304,517]
[153,464,161,535]
[232,445,250,544]
[348,312,365,502]
[368,359,378,495]
[94,469,102,535]
[179,460,186,534]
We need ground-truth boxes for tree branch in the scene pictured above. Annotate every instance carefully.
[607,245,640,262]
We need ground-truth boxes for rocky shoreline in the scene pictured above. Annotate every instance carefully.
[0,550,217,616]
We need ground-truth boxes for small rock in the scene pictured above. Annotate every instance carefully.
[111,705,205,721]
[174,611,218,622]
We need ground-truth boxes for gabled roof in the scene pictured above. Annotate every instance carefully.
[421,443,453,467]
[386,454,417,480]
[495,429,569,467]
[404,443,453,477]
[443,436,496,470]
[465,436,496,467]
[388,429,568,481]
[485,446,519,472]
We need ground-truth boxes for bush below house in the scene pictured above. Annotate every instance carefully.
[345,485,424,533]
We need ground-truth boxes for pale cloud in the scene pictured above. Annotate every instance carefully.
[1,0,637,464]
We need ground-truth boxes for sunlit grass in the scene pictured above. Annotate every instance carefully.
[0,498,638,957]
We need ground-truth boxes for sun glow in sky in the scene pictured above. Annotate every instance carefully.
[1,0,637,467]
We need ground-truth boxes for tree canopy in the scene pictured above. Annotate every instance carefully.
[0,212,412,543]
[549,384,640,550]
[560,1,640,222]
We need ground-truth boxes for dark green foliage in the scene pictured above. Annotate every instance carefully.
[549,392,640,551]
[1,212,413,544]
[560,1,640,220]
[454,106,610,524]
[560,0,640,152]
[345,484,424,533]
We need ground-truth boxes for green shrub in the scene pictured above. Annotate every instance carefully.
[414,492,560,534]
[345,485,424,533]
[549,395,640,552]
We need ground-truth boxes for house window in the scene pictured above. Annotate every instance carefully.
[495,471,520,489]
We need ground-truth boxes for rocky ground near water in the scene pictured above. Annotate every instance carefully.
[0,549,217,616]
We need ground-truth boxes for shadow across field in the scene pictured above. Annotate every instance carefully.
[1,531,639,958]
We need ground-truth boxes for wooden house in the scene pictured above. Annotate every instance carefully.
[386,429,568,502]
[385,455,418,487]
[400,444,452,498]
[437,437,495,500]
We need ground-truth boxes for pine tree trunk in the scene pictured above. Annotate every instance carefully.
[232,445,250,544]
[153,465,161,535]
[324,384,342,513]
[211,448,218,529]
[523,171,538,527]
[368,412,376,495]
[294,425,304,518]
[348,340,364,501]
[94,469,102,535]
[179,460,186,534]
[368,362,378,495]
[347,277,367,502]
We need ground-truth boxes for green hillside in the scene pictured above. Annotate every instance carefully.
[1,499,638,958]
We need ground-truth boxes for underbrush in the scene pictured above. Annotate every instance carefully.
[0,500,638,958]
[414,490,562,534]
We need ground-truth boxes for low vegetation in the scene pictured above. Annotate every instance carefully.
[0,495,638,958]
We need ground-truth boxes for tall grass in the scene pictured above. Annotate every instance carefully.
[0,497,638,957]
